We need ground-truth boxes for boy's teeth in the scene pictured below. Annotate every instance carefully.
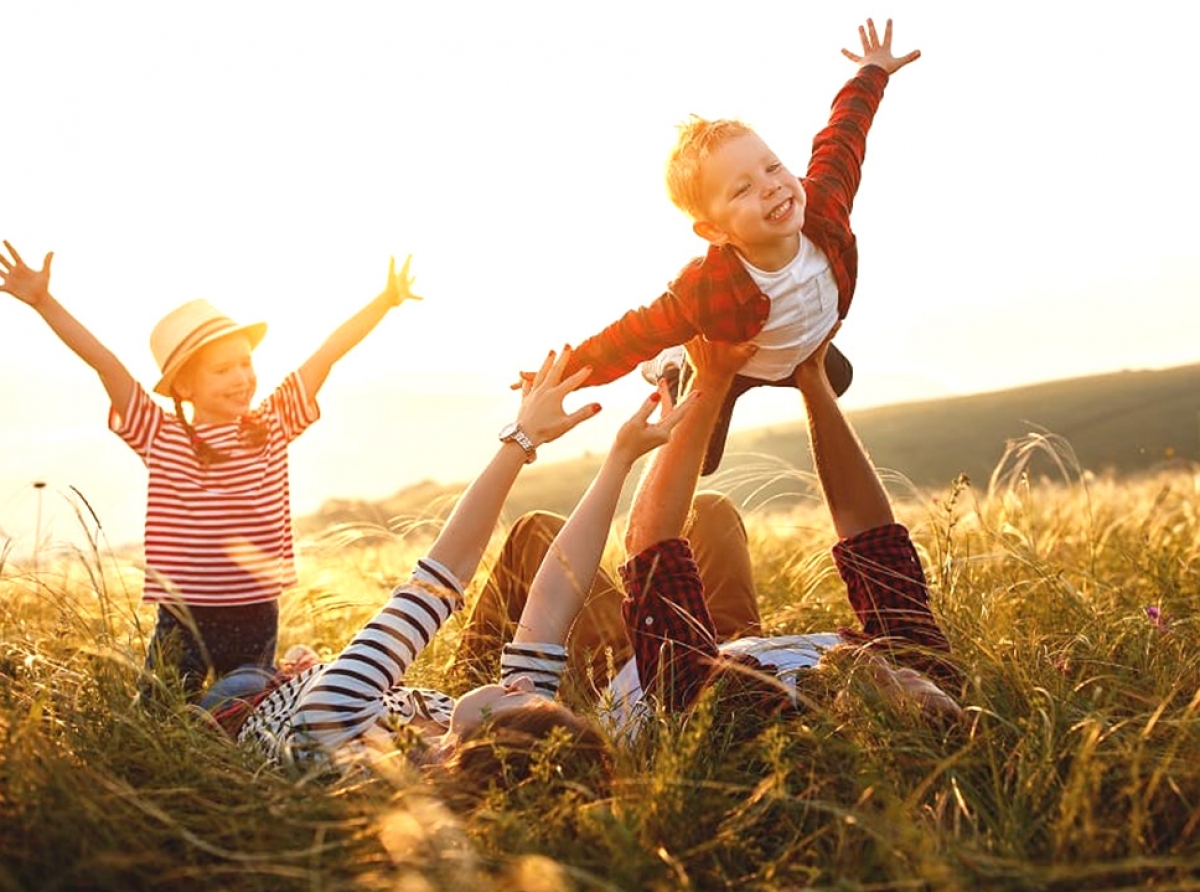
[768,199,791,220]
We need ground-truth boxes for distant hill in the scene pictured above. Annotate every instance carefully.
[298,363,1200,535]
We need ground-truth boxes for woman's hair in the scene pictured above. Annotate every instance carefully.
[431,699,611,809]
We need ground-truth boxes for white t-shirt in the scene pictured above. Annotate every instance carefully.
[503,632,846,739]
[737,235,841,382]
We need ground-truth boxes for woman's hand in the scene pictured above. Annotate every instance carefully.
[611,385,699,465]
[513,346,602,448]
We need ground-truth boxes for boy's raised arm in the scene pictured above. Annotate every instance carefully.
[297,254,423,398]
[804,18,920,232]
[0,240,135,413]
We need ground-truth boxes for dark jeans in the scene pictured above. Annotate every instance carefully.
[141,600,279,702]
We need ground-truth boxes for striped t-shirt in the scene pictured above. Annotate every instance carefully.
[110,373,319,606]
[238,557,568,768]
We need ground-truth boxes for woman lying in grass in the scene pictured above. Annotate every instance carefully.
[211,347,696,776]
[453,330,963,736]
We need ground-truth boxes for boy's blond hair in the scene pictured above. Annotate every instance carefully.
[665,116,756,221]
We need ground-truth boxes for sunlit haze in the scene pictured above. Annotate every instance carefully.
[3,1,1198,552]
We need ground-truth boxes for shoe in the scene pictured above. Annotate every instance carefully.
[639,345,687,386]
[825,342,853,397]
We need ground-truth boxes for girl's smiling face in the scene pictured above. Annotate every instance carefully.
[175,332,258,423]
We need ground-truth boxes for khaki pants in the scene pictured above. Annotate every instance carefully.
[450,491,761,703]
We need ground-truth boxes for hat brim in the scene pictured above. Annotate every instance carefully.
[153,321,268,397]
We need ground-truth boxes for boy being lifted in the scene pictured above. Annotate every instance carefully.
[553,18,919,475]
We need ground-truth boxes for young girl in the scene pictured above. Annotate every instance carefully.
[223,348,695,776]
[0,240,421,700]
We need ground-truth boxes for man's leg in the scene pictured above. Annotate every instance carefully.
[451,511,630,698]
[687,491,762,639]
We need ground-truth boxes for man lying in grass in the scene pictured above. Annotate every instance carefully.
[208,347,696,780]
[454,329,962,736]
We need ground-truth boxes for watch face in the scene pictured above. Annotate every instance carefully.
[498,422,519,439]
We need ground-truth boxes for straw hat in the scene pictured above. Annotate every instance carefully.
[150,299,268,396]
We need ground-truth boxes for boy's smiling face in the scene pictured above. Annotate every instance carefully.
[693,131,807,271]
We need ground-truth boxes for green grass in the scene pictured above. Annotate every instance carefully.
[3,435,1200,890]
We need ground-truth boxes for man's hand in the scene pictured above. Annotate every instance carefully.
[683,335,758,394]
[794,322,843,396]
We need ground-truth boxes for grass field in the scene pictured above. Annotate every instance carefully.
[3,426,1200,892]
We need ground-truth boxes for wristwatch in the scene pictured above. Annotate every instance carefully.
[498,421,537,464]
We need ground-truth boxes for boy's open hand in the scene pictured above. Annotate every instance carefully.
[383,254,423,307]
[841,18,920,75]
[0,241,53,307]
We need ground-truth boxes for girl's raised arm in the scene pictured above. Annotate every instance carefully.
[0,241,135,413]
[297,254,422,398]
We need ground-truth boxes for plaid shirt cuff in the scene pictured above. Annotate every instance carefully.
[619,538,719,710]
[832,522,957,687]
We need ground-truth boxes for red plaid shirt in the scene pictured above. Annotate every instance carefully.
[567,65,890,386]
[619,523,955,714]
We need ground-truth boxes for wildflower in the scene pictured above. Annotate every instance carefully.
[1144,605,1170,634]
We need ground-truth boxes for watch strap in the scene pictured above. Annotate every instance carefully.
[500,422,537,464]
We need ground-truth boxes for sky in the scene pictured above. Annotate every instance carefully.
[3,1,1199,554]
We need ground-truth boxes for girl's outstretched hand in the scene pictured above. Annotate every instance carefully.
[612,385,700,465]
[383,254,423,307]
[841,18,920,75]
[513,346,601,448]
[0,241,53,307]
